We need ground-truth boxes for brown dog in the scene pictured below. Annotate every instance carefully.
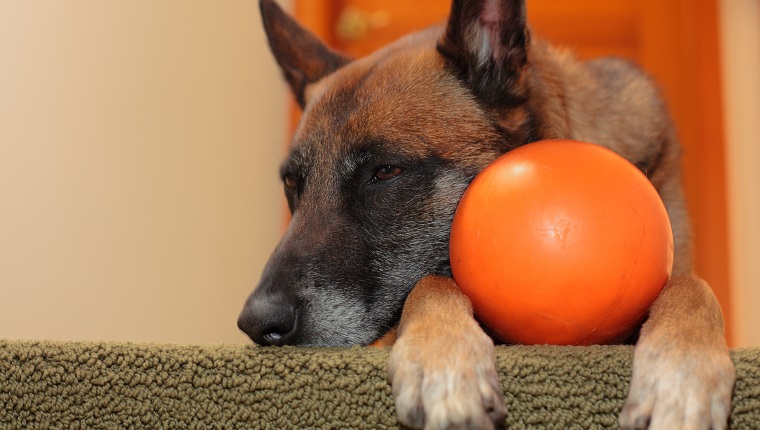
[238,0,736,428]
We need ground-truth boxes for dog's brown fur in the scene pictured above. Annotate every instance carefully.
[241,0,735,428]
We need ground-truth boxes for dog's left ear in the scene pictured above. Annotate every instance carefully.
[260,0,351,108]
[438,0,530,106]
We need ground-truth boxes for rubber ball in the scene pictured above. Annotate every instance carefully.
[449,140,674,345]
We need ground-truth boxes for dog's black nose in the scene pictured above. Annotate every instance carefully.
[238,294,298,346]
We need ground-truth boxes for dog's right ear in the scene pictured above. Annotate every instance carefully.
[438,0,530,107]
[260,0,351,108]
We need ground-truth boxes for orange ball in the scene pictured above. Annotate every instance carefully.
[450,140,673,345]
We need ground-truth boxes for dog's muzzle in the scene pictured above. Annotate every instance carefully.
[237,292,299,346]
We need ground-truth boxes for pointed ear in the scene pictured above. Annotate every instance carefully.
[438,0,530,106]
[260,0,351,108]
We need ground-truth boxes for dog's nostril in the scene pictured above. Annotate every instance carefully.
[260,314,297,344]
[238,296,298,346]
[262,331,284,344]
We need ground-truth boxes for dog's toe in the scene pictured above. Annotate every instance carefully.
[479,364,507,424]
[388,327,505,429]
[620,339,734,430]
[622,387,728,430]
[619,397,653,430]
[422,367,503,430]
[710,393,732,430]
[390,362,426,428]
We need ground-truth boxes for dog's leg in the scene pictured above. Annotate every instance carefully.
[620,276,735,430]
[388,276,506,430]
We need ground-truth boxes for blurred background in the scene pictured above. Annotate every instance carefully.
[1,0,757,346]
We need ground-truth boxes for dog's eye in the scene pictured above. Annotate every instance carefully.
[374,165,404,182]
[284,174,298,189]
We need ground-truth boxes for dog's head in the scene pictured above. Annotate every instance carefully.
[238,0,539,346]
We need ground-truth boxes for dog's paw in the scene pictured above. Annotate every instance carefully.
[619,339,735,430]
[388,319,505,429]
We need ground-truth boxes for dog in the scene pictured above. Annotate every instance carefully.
[238,0,736,428]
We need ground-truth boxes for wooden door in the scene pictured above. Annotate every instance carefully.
[292,0,733,343]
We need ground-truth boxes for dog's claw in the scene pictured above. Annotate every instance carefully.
[619,339,735,430]
[388,317,506,430]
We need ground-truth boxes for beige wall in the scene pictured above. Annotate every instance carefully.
[720,0,760,347]
[0,1,291,344]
